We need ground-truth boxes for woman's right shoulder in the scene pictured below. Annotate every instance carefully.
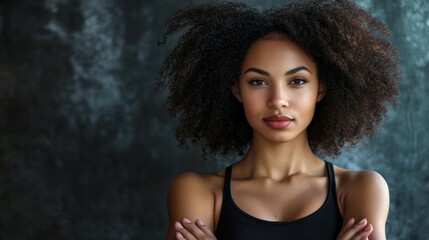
[166,169,226,235]
[168,169,225,195]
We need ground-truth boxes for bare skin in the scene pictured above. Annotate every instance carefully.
[165,36,389,240]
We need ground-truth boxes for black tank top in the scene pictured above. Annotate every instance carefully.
[215,161,343,239]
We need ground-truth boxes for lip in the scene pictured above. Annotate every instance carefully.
[263,115,293,129]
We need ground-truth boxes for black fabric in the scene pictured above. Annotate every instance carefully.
[214,161,343,239]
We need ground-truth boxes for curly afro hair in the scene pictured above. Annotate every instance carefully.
[157,0,400,157]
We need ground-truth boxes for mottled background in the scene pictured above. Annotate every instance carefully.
[0,0,428,239]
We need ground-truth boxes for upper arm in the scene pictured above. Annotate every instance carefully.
[165,172,216,240]
[342,171,390,240]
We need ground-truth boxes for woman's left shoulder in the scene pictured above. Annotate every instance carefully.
[334,165,389,194]
[333,164,390,226]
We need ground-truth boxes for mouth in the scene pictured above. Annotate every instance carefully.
[263,115,293,129]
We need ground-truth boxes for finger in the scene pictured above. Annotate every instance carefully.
[176,231,185,240]
[337,218,368,240]
[182,218,207,239]
[174,222,192,240]
[195,219,216,237]
[175,221,196,240]
[351,224,373,240]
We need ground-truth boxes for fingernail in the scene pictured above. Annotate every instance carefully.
[358,218,366,225]
[176,232,184,239]
[196,219,205,226]
[364,224,372,231]
[183,218,192,224]
[347,218,355,224]
[175,221,184,229]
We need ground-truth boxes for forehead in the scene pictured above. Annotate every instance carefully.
[241,36,317,72]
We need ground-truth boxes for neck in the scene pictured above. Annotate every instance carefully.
[238,131,322,181]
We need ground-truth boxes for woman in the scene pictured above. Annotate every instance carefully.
[158,0,400,239]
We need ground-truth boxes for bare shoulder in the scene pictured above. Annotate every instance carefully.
[334,166,389,203]
[335,166,388,193]
[334,165,390,240]
[168,170,225,196]
[165,169,225,239]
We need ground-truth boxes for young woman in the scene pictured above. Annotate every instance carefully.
[158,1,400,239]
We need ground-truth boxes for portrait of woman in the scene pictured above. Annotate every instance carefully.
[158,1,399,239]
[0,0,428,239]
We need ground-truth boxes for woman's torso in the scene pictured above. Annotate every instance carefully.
[213,161,343,239]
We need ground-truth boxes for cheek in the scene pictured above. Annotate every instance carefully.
[241,91,266,112]
[240,93,267,127]
[289,91,318,113]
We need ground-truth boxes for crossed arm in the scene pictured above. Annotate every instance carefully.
[165,172,218,240]
[337,170,390,240]
[165,170,389,240]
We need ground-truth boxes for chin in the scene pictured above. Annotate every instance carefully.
[263,134,297,144]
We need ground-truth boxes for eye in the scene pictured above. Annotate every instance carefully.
[290,78,308,85]
[248,79,268,86]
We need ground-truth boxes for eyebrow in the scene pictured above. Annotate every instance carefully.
[244,66,312,76]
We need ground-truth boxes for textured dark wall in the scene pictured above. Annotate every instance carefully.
[0,0,428,239]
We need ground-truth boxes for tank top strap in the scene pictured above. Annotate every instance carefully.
[223,165,233,195]
[325,161,339,201]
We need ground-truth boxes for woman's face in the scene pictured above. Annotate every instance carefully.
[233,36,325,144]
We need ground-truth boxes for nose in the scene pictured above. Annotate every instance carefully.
[268,85,289,109]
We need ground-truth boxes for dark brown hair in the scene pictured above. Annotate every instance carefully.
[157,0,400,157]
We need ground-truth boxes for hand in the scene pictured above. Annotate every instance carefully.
[337,218,373,240]
[174,218,217,240]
